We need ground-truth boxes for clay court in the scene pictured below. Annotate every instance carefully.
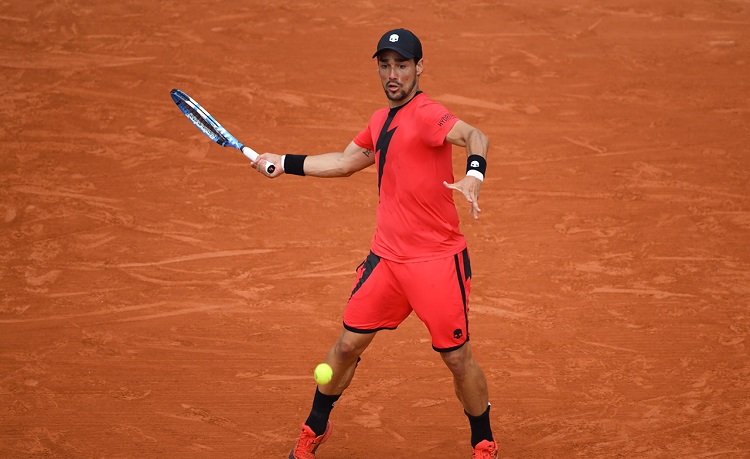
[1,0,749,457]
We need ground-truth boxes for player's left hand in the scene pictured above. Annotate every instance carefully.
[444,176,482,219]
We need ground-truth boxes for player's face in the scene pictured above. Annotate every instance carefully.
[377,50,423,106]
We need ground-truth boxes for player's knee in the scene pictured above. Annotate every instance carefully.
[441,348,473,378]
[333,336,367,362]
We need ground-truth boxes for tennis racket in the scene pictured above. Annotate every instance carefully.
[170,88,275,174]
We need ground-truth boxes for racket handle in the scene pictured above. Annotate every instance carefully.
[241,146,276,174]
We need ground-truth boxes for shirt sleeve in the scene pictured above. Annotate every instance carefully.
[418,100,460,147]
[353,124,374,150]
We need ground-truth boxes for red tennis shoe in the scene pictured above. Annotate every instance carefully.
[472,439,499,458]
[288,422,332,459]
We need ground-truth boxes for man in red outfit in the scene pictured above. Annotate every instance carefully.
[255,28,498,459]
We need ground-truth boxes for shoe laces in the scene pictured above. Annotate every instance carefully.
[472,440,498,459]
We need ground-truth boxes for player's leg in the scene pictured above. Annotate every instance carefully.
[290,253,411,458]
[321,329,376,395]
[441,342,497,456]
[290,330,376,459]
[402,248,497,456]
[303,329,376,437]
[333,251,410,394]
[441,342,489,415]
[307,252,410,427]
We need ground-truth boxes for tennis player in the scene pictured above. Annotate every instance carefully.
[255,28,498,459]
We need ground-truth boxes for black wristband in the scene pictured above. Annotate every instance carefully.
[284,154,307,176]
[466,154,487,179]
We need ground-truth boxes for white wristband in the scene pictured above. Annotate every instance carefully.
[466,169,484,181]
[281,154,286,172]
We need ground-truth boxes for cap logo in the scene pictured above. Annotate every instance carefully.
[389,34,399,42]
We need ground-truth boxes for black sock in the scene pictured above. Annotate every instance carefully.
[305,388,341,436]
[466,403,494,447]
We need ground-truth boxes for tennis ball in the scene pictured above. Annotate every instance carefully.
[314,363,333,385]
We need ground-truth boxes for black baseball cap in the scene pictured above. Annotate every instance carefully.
[372,28,423,62]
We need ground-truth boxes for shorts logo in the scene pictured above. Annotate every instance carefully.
[453,328,463,339]
[389,34,399,42]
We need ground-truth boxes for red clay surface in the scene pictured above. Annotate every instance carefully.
[1,1,749,457]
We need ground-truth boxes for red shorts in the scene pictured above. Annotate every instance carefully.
[343,248,472,352]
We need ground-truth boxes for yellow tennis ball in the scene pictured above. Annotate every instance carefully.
[314,363,333,385]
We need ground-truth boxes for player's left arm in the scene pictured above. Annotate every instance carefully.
[444,120,490,219]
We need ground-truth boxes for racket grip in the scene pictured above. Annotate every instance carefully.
[242,146,276,174]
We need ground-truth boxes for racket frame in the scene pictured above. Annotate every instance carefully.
[170,89,275,174]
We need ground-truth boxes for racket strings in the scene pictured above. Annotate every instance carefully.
[177,102,228,146]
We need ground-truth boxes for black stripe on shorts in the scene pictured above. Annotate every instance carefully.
[349,251,381,299]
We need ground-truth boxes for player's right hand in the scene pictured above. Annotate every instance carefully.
[253,153,284,178]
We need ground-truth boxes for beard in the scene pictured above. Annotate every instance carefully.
[383,79,416,102]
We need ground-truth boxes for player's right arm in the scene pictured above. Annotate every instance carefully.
[255,141,375,178]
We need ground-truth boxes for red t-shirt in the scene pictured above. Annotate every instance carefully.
[353,92,466,262]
